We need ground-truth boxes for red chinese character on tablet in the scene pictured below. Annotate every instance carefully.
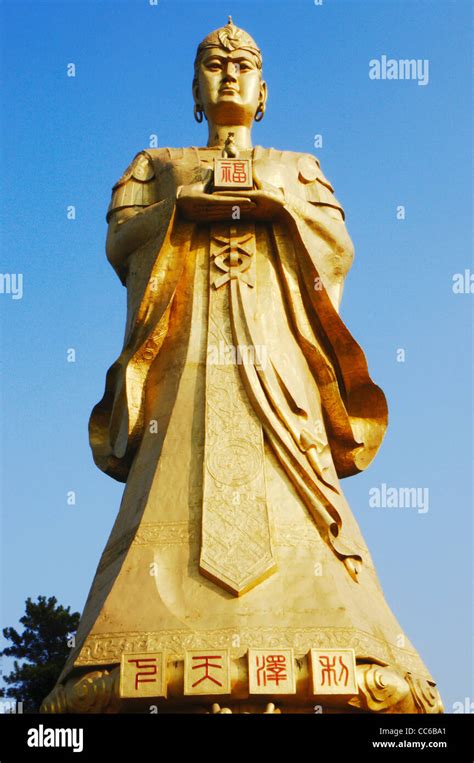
[231,161,248,183]
[127,657,158,691]
[256,653,288,687]
[191,654,224,688]
[319,654,350,687]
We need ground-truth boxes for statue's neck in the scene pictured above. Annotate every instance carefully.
[206,124,253,150]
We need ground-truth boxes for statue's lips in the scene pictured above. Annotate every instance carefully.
[219,87,239,95]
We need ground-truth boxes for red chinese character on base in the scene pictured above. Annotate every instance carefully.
[256,654,288,687]
[127,657,158,691]
[310,649,357,697]
[184,649,231,695]
[248,649,295,694]
[120,651,166,699]
[191,655,223,688]
[319,654,350,688]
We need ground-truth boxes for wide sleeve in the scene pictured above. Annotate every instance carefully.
[275,154,354,315]
[269,153,388,477]
[90,150,195,481]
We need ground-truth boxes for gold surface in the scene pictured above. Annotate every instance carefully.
[42,17,442,714]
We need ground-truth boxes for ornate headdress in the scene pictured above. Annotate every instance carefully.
[193,16,262,80]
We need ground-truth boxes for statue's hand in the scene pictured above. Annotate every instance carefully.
[218,188,285,221]
[176,186,256,222]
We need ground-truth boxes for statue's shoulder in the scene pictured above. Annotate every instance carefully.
[257,147,344,220]
[107,149,165,220]
[143,147,193,161]
[112,147,192,187]
[107,147,199,221]
[287,150,335,191]
[257,147,334,190]
[112,149,156,190]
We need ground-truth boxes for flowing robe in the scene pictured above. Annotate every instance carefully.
[57,146,435,688]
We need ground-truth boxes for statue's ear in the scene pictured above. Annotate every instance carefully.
[259,80,268,111]
[192,80,201,108]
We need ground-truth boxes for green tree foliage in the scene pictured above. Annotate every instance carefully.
[0,595,80,712]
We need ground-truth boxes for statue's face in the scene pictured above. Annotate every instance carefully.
[195,46,266,126]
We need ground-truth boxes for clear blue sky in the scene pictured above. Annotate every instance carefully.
[1,0,472,712]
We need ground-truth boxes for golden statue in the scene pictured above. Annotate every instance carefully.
[42,18,442,714]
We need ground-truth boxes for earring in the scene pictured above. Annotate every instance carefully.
[255,105,265,122]
[194,105,204,123]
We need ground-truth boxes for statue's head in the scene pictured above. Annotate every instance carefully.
[192,16,267,127]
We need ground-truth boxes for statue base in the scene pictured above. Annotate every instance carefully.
[40,654,443,714]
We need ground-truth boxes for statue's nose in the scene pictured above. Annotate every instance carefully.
[223,62,238,81]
